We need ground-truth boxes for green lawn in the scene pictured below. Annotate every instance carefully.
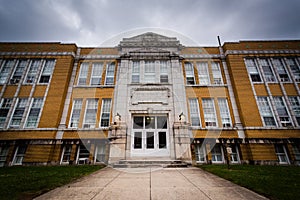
[198,165,300,200]
[0,165,105,200]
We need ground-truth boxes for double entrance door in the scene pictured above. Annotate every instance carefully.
[131,115,169,157]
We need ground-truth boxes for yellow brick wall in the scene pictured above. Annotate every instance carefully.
[39,56,74,128]
[245,129,300,139]
[269,84,283,96]
[24,144,52,163]
[284,84,298,95]
[249,144,277,161]
[226,55,263,127]
[0,43,77,53]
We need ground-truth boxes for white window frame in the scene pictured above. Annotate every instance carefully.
[39,59,55,84]
[94,144,106,163]
[288,96,300,126]
[10,60,27,84]
[100,99,112,127]
[60,145,72,165]
[230,145,240,164]
[0,146,9,167]
[218,98,232,128]
[105,62,115,85]
[12,145,27,166]
[260,58,277,82]
[160,61,168,83]
[275,144,290,164]
[69,99,83,128]
[286,58,300,82]
[24,60,41,84]
[211,144,224,163]
[188,98,201,127]
[211,62,223,85]
[256,97,277,127]
[132,61,140,83]
[273,97,293,127]
[197,62,210,85]
[25,98,44,128]
[9,98,28,128]
[77,63,89,86]
[144,61,156,83]
[90,62,103,86]
[0,98,13,128]
[83,99,98,129]
[245,58,262,83]
[272,58,291,82]
[185,62,195,85]
[0,59,15,84]
[76,144,90,165]
[202,98,218,128]
[195,144,206,163]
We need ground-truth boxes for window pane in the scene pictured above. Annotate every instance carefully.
[185,62,195,85]
[133,116,143,129]
[202,99,217,127]
[157,116,167,129]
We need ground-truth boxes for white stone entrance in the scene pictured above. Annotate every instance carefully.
[131,116,169,157]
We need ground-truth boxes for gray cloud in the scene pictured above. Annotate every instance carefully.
[0,0,299,46]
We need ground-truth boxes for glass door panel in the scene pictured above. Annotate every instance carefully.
[146,132,154,149]
[158,132,167,149]
[134,132,142,149]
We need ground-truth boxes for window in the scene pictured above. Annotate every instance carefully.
[25,60,41,84]
[218,98,232,127]
[90,63,103,85]
[144,61,155,83]
[95,144,106,163]
[83,99,98,128]
[12,146,27,165]
[0,146,9,167]
[211,144,223,163]
[288,96,300,126]
[77,145,90,164]
[211,62,223,85]
[197,62,210,85]
[202,99,217,127]
[245,58,262,82]
[260,59,277,82]
[188,99,201,126]
[292,145,300,162]
[0,98,13,128]
[10,60,27,84]
[25,98,43,128]
[78,63,89,85]
[105,62,115,85]
[257,97,276,126]
[230,145,239,163]
[0,59,14,84]
[195,144,206,163]
[69,99,82,128]
[160,61,168,83]
[100,99,111,127]
[272,58,290,82]
[286,58,300,82]
[132,61,140,83]
[9,98,28,128]
[273,97,292,127]
[185,62,195,85]
[61,145,72,164]
[275,144,289,164]
[39,59,55,83]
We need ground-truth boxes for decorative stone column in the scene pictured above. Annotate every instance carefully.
[173,114,192,164]
[108,114,127,164]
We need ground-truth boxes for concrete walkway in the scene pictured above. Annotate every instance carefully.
[35,167,268,200]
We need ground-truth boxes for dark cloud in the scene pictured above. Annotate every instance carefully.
[0,0,299,46]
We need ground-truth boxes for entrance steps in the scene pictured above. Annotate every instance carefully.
[111,160,190,168]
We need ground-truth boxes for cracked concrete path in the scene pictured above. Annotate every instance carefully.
[35,167,268,200]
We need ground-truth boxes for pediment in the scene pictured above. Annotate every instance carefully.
[118,32,183,51]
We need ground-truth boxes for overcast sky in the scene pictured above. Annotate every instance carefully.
[0,0,299,47]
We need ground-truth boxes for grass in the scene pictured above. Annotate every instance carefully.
[198,164,300,200]
[0,165,105,200]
